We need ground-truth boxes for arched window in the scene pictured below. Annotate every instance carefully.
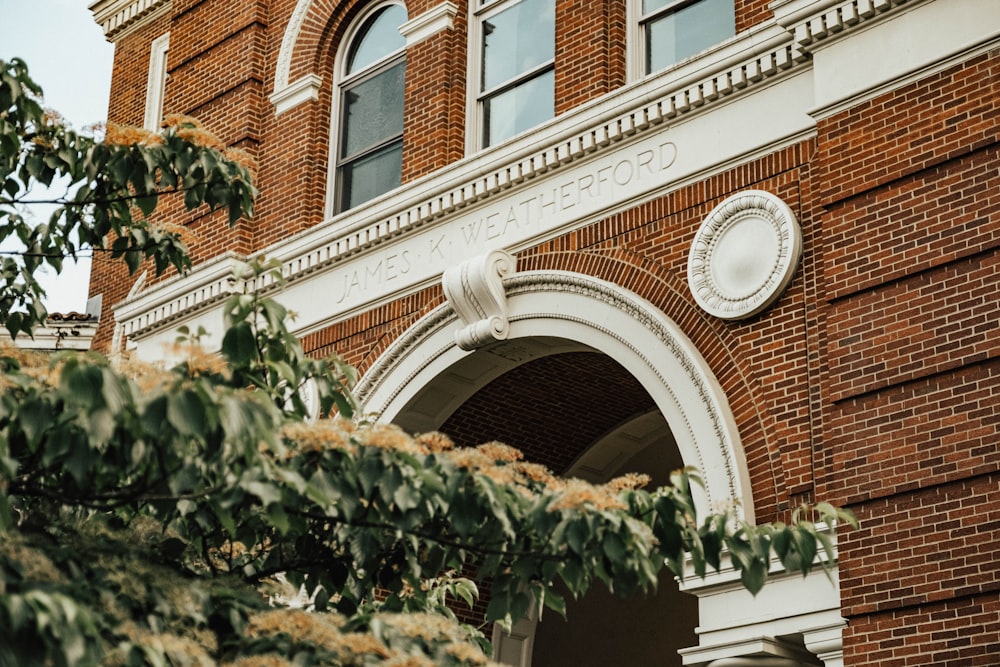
[332,2,407,214]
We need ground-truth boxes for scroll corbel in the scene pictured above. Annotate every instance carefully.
[442,249,515,351]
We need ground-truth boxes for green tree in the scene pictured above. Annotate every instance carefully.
[0,58,855,666]
[0,57,255,338]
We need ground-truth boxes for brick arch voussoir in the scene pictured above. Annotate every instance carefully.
[517,247,788,519]
[355,288,447,379]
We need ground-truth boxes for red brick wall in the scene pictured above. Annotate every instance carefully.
[402,1,469,179]
[555,0,626,114]
[817,51,1000,660]
[844,591,1000,666]
[90,12,173,351]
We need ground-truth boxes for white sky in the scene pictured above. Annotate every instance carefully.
[1,0,114,313]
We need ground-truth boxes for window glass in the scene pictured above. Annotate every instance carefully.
[341,62,405,158]
[643,0,734,75]
[477,0,554,148]
[347,4,407,75]
[339,142,403,211]
[334,3,406,213]
[483,68,553,147]
[481,0,554,91]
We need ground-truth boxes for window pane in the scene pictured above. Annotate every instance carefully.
[341,61,405,159]
[642,0,672,13]
[347,4,407,75]
[482,0,554,91]
[645,0,734,74]
[483,68,553,147]
[340,140,403,210]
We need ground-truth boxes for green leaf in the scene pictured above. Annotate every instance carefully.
[136,194,158,216]
[222,321,256,366]
[167,390,207,436]
[542,588,567,618]
[602,531,626,563]
[740,558,768,596]
[450,492,480,539]
[393,482,421,512]
[18,398,49,450]
[357,454,383,498]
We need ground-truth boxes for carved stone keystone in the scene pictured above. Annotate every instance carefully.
[442,250,515,350]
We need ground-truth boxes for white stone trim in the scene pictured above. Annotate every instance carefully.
[441,250,515,350]
[803,621,847,667]
[399,2,458,46]
[774,0,1000,118]
[773,0,916,49]
[143,32,170,131]
[272,0,314,96]
[688,190,802,320]
[677,523,844,666]
[90,0,170,40]
[114,252,244,351]
[356,269,753,521]
[8,320,98,352]
[270,74,323,115]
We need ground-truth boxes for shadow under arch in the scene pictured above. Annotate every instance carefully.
[356,269,754,522]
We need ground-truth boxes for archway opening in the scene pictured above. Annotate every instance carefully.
[391,339,698,666]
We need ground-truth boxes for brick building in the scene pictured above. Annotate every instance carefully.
[87,0,1000,664]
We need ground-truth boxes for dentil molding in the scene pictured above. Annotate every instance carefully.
[90,0,170,40]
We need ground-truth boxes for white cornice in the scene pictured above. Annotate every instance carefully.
[400,2,459,47]
[8,320,98,352]
[270,74,323,115]
[90,0,171,41]
[772,0,917,50]
[115,252,244,339]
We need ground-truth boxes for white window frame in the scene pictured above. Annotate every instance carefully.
[465,0,555,154]
[325,0,407,218]
[143,32,170,131]
[627,0,735,82]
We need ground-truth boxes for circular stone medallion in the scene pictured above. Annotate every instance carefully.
[687,190,802,320]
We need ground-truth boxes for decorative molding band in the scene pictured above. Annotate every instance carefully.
[353,303,453,407]
[116,253,245,339]
[90,0,170,40]
[124,30,803,338]
[442,250,515,350]
[270,74,323,115]
[399,2,458,46]
[8,319,99,352]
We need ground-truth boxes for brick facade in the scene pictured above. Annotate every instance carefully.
[90,0,1000,663]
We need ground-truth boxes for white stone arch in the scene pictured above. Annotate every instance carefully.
[356,270,754,522]
[271,0,321,114]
